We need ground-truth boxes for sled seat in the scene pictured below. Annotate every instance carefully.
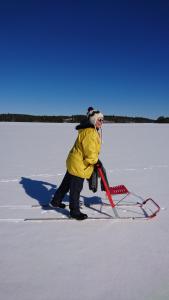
[109,185,129,195]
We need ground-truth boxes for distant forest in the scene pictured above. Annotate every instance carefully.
[0,113,169,123]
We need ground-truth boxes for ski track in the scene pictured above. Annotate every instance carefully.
[0,164,168,183]
[0,173,64,183]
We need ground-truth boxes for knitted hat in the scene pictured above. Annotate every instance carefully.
[87,107,104,126]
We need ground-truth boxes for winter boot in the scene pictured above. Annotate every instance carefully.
[50,198,66,209]
[70,211,88,220]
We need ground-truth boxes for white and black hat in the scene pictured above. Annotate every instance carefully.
[87,107,104,126]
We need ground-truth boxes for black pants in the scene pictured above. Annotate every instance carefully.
[53,171,84,213]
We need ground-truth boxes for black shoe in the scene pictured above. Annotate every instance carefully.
[50,199,66,209]
[70,211,88,220]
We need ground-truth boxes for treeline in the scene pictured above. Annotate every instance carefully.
[0,114,69,123]
[0,113,169,123]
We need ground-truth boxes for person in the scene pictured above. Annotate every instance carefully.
[50,107,104,220]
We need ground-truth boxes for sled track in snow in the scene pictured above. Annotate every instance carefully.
[0,164,168,183]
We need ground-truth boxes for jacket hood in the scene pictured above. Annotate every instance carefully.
[75,119,95,130]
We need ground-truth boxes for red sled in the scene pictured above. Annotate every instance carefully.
[97,166,160,220]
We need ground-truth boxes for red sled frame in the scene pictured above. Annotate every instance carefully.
[97,166,160,220]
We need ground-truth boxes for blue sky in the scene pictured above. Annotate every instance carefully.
[0,0,168,118]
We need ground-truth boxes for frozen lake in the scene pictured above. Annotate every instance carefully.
[0,122,169,300]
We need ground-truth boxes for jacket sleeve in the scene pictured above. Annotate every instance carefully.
[81,132,99,166]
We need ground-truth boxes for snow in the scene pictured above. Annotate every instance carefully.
[0,122,169,300]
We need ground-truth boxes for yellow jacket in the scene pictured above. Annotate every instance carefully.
[66,127,101,179]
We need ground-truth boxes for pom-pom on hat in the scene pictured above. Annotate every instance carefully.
[87,107,104,126]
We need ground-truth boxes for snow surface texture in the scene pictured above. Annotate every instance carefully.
[0,122,168,300]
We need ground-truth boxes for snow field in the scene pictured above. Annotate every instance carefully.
[0,122,169,300]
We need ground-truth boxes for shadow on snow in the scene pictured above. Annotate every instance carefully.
[19,177,103,217]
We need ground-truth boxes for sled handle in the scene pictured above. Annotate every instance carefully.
[97,166,116,208]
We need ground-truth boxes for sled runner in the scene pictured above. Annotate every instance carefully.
[97,165,160,220]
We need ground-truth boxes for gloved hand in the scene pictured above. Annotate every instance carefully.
[95,159,103,168]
